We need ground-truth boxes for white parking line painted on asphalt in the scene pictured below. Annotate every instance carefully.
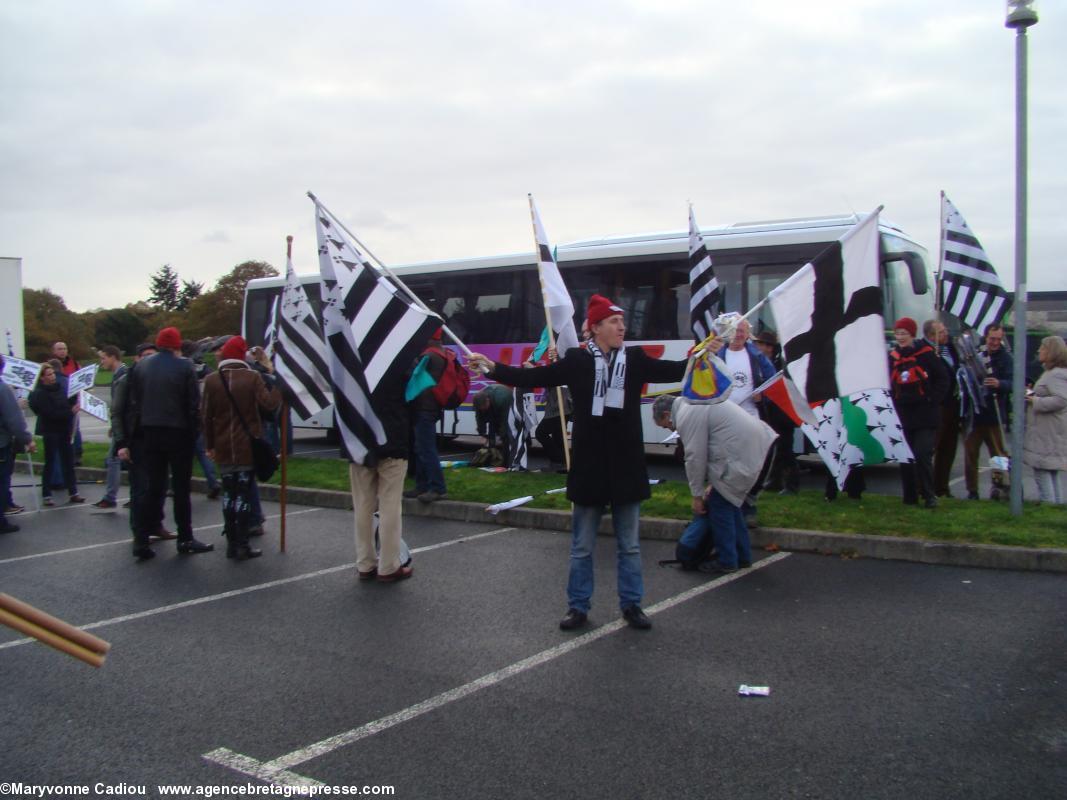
[202,551,793,786]
[0,509,323,566]
[0,526,517,650]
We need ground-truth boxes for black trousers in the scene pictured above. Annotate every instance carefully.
[136,426,194,545]
[900,426,937,504]
[535,415,566,465]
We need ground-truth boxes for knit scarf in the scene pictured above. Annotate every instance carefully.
[587,340,626,417]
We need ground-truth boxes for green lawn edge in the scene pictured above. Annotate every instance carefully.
[67,441,1067,550]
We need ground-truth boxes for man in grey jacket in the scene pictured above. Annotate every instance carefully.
[0,355,37,533]
[653,393,777,574]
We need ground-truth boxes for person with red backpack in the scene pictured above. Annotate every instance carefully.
[888,317,949,508]
[406,328,452,504]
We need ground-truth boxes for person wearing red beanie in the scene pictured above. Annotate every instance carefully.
[467,294,687,632]
[889,318,949,508]
[201,335,281,560]
[114,326,214,560]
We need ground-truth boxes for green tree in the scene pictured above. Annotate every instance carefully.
[182,260,278,338]
[176,279,204,312]
[91,307,150,355]
[148,264,180,311]
[22,288,94,361]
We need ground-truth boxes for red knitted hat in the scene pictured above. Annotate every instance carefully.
[219,336,248,362]
[586,294,624,327]
[155,327,182,350]
[893,317,918,337]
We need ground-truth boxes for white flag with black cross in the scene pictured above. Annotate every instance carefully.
[768,208,888,406]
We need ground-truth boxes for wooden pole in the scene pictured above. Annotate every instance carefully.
[527,195,571,471]
[0,593,110,668]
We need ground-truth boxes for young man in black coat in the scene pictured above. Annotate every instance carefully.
[468,295,687,631]
[888,317,948,508]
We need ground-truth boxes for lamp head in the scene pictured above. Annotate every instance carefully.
[1006,0,1038,29]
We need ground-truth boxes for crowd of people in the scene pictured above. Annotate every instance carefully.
[1,307,1065,629]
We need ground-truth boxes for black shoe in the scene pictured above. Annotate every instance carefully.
[132,546,155,561]
[559,608,588,631]
[123,499,132,508]
[206,486,221,500]
[739,560,752,568]
[177,538,214,555]
[622,605,652,630]
[418,490,446,504]
[0,522,19,534]
[967,491,980,500]
[698,561,738,576]
[924,497,939,509]
[226,545,262,560]
[402,488,421,499]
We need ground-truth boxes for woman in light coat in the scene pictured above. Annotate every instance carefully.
[1023,335,1067,504]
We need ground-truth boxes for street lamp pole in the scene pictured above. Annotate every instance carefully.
[1006,1,1037,516]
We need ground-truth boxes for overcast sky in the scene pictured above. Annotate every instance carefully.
[1,0,1064,312]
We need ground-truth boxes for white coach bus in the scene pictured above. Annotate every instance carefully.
[243,213,935,443]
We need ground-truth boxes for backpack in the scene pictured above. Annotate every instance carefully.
[890,345,934,403]
[470,446,505,468]
[427,347,471,410]
[659,515,716,571]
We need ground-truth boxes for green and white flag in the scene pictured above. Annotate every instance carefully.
[801,388,913,490]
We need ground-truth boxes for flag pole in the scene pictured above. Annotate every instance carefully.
[307,192,474,359]
[935,191,946,312]
[527,195,571,472]
[278,235,294,554]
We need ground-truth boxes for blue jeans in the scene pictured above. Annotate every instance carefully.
[193,433,219,491]
[41,432,77,498]
[103,440,121,502]
[249,476,264,525]
[568,502,643,613]
[413,411,445,494]
[708,489,751,569]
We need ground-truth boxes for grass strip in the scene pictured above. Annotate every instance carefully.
[68,441,1067,549]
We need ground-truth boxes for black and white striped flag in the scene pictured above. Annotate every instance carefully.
[688,205,721,341]
[937,192,1011,333]
[507,389,538,471]
[263,295,280,358]
[272,256,333,422]
[314,200,441,465]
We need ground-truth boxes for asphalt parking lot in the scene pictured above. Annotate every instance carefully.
[1,484,1064,799]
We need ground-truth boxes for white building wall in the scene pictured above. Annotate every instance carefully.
[0,257,25,358]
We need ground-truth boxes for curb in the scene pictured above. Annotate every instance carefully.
[49,465,1067,574]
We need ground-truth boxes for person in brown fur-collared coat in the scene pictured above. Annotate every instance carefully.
[201,336,280,560]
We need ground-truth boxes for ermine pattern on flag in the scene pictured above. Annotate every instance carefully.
[938,193,1011,334]
[315,204,440,464]
[688,206,721,342]
[273,257,333,421]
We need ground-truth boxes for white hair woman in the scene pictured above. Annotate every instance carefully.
[1023,335,1067,504]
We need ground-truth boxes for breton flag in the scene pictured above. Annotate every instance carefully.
[262,296,280,358]
[937,192,1011,334]
[314,200,441,465]
[767,209,887,405]
[272,256,333,422]
[800,389,913,490]
[688,205,721,341]
[529,196,579,356]
[507,389,538,471]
